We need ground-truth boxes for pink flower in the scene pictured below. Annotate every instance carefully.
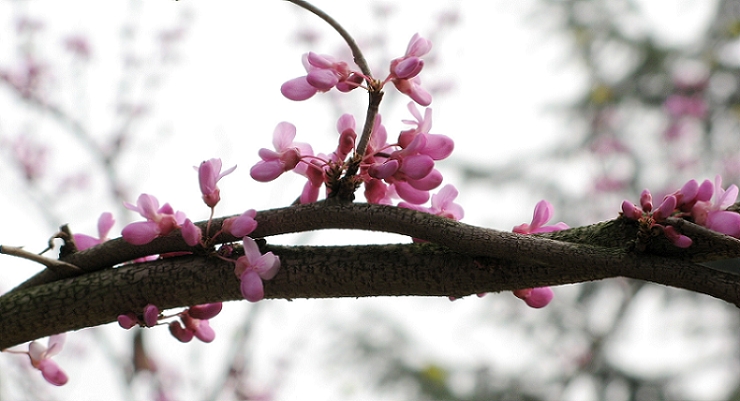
[223,209,258,238]
[250,122,313,182]
[197,158,236,208]
[28,334,68,386]
[621,187,693,248]
[399,184,464,221]
[692,175,740,238]
[122,194,186,245]
[117,304,160,329]
[235,237,280,302]
[74,212,115,251]
[511,200,567,308]
[280,52,362,101]
[188,302,223,320]
[168,304,221,343]
[389,34,433,106]
[513,200,569,234]
[398,103,453,159]
[513,287,554,309]
[181,219,202,247]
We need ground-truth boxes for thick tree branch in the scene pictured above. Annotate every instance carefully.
[4,202,740,349]
[4,240,738,350]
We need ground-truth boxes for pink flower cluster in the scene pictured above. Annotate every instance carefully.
[621,175,740,247]
[250,102,454,206]
[168,303,221,343]
[121,159,237,247]
[121,193,200,246]
[118,303,221,343]
[511,200,568,308]
[281,34,433,106]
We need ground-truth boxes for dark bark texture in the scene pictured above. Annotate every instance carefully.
[2,202,740,349]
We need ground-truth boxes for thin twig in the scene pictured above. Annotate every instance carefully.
[0,245,82,274]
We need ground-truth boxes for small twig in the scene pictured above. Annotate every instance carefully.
[284,0,372,78]
[283,0,384,198]
[0,245,82,274]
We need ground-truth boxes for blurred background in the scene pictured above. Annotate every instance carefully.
[2,0,740,400]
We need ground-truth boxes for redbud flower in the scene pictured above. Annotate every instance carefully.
[117,304,161,329]
[281,52,361,101]
[188,302,223,320]
[74,212,115,251]
[168,305,219,343]
[250,122,313,182]
[692,175,740,238]
[28,334,68,386]
[122,194,186,245]
[513,200,569,234]
[181,219,202,247]
[389,34,433,106]
[197,158,236,208]
[399,184,464,221]
[223,209,258,238]
[621,188,693,248]
[511,200,568,308]
[143,304,160,327]
[235,237,280,302]
[513,287,554,309]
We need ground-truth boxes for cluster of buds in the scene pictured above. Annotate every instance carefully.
[251,102,454,206]
[282,33,432,106]
[621,175,740,247]
[118,303,222,344]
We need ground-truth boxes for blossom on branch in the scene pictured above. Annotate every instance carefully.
[28,334,68,386]
[73,212,115,251]
[196,158,236,209]
[621,176,740,247]
[250,122,313,182]
[121,194,186,245]
[168,303,221,343]
[235,237,280,302]
[511,200,568,308]
[281,52,363,101]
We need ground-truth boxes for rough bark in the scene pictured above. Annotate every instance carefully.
[2,202,740,349]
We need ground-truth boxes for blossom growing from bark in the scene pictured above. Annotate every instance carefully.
[197,158,236,208]
[281,34,433,105]
[235,237,281,302]
[73,212,114,251]
[122,194,186,245]
[222,209,258,238]
[389,34,433,106]
[513,200,569,234]
[28,334,68,386]
[511,200,568,308]
[621,176,740,247]
[399,184,464,221]
[250,122,313,182]
[117,304,161,329]
[168,303,221,343]
[281,52,362,100]
[513,287,554,309]
[181,219,202,247]
[691,175,740,238]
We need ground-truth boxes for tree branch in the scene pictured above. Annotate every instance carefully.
[4,240,738,350]
[4,202,740,348]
